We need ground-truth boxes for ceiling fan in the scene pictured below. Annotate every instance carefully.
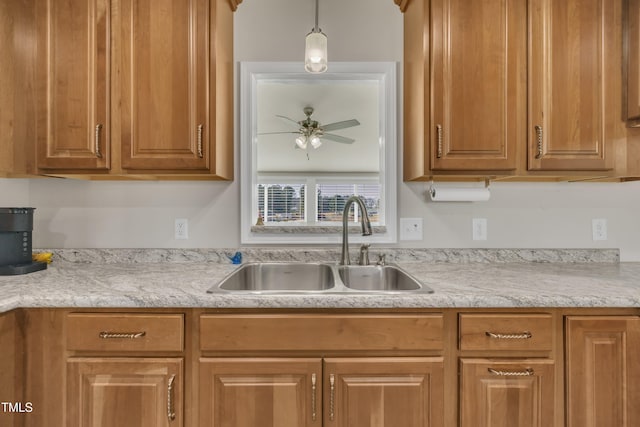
[259,106,360,149]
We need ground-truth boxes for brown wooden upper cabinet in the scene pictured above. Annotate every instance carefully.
[430,0,526,172]
[627,0,640,128]
[528,0,617,171]
[36,0,233,179]
[403,0,622,179]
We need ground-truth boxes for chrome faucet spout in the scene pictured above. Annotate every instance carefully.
[340,196,373,265]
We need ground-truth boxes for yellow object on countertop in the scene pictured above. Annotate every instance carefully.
[32,252,53,264]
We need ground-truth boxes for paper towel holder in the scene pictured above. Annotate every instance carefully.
[428,178,491,202]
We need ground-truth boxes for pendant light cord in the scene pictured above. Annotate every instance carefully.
[314,0,319,32]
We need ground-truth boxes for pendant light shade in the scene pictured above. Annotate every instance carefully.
[305,0,327,73]
[305,31,327,73]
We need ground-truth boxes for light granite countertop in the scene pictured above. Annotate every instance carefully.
[0,248,638,313]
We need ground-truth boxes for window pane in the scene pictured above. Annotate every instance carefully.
[316,184,381,224]
[257,184,306,223]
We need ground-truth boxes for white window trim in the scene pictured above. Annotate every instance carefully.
[240,62,397,244]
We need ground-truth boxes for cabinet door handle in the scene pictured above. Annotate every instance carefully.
[534,125,543,159]
[167,374,176,421]
[98,331,146,339]
[436,124,443,158]
[95,124,103,158]
[329,373,335,421]
[311,373,317,421]
[485,331,532,340]
[488,367,534,376]
[197,124,204,158]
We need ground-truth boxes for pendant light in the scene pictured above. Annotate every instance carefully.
[305,0,327,73]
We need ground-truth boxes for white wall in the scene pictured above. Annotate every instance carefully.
[2,0,640,260]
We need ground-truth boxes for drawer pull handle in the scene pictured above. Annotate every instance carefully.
[488,367,534,377]
[485,331,532,340]
[329,373,336,421]
[311,373,317,421]
[167,374,176,421]
[99,331,146,339]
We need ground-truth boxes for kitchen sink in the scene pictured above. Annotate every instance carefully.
[213,262,336,293]
[208,262,434,294]
[338,265,433,293]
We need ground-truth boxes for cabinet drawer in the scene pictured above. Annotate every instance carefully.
[200,314,443,352]
[459,313,552,351]
[66,313,184,352]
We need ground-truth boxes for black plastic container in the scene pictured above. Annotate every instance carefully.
[0,208,46,275]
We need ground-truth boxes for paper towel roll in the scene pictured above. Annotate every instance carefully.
[429,187,490,202]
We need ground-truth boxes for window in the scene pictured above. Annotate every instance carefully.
[316,184,381,224]
[256,180,381,226]
[257,184,306,223]
[240,62,397,244]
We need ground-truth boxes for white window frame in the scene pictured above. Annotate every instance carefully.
[240,62,397,244]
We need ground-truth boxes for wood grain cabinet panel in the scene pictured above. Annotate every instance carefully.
[460,358,555,427]
[459,313,553,351]
[66,357,183,427]
[198,358,322,427]
[628,0,640,127]
[565,316,640,427]
[324,358,444,427]
[430,0,526,171]
[200,314,443,352]
[528,0,618,171]
[0,311,22,427]
[36,0,110,170]
[66,313,184,352]
[34,0,234,178]
[118,0,209,171]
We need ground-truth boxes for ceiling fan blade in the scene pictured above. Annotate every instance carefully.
[321,119,360,132]
[323,133,355,144]
[258,131,300,135]
[275,115,302,128]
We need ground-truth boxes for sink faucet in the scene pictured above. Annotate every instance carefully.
[340,196,373,265]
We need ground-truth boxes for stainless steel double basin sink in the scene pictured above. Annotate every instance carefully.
[207,262,434,294]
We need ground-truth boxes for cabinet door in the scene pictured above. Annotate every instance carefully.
[66,357,183,427]
[565,316,640,427]
[119,0,209,171]
[36,0,110,170]
[460,359,555,427]
[529,0,618,170]
[199,358,322,427]
[430,0,525,171]
[323,357,444,427]
[628,0,640,127]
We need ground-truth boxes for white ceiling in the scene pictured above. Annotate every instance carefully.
[256,79,380,173]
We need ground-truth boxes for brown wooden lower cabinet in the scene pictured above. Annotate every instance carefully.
[198,357,443,427]
[198,358,322,427]
[66,357,183,427]
[565,316,640,427]
[7,308,640,427]
[459,359,555,427]
[324,357,444,427]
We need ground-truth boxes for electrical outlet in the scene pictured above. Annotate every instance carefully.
[592,218,607,241]
[472,218,488,241]
[400,218,423,241]
[174,218,189,240]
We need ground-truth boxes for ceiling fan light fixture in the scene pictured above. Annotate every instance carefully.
[310,135,322,149]
[305,0,327,73]
[295,135,308,149]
